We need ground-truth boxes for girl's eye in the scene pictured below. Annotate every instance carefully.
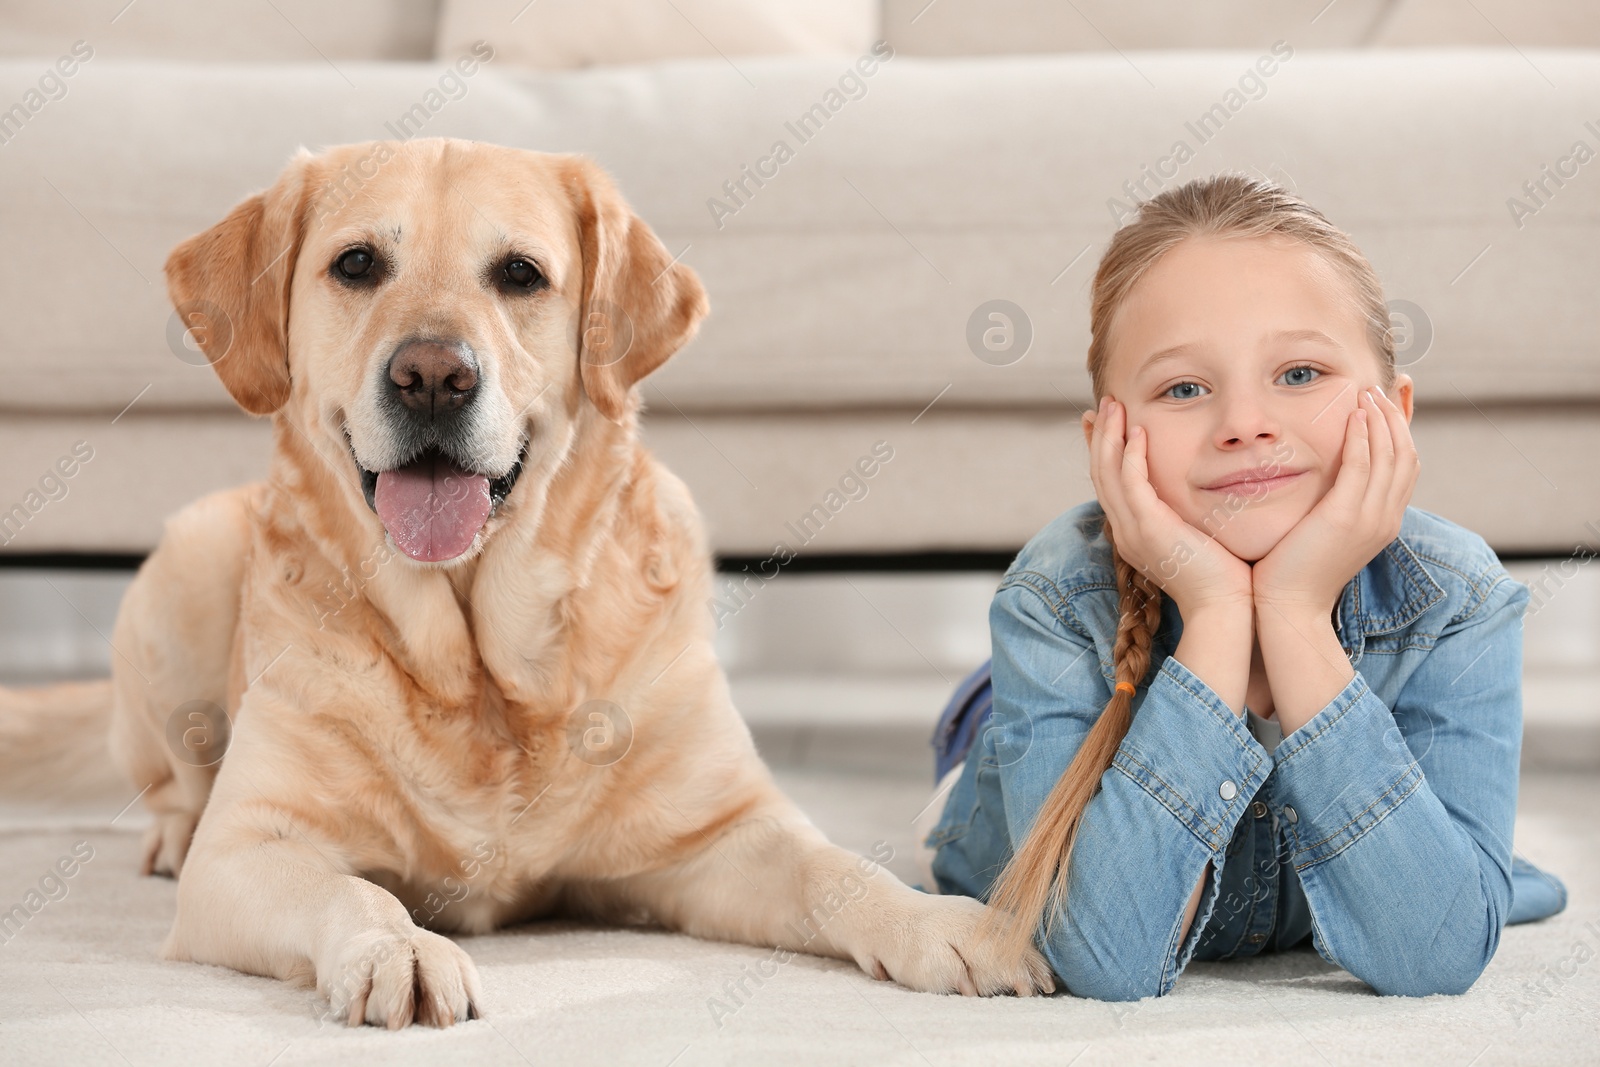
[1164,381,1207,400]
[1279,365,1320,387]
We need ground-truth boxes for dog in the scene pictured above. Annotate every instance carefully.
[0,139,1052,1027]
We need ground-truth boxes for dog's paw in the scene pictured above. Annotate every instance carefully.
[321,926,483,1028]
[855,893,1056,997]
[139,810,199,878]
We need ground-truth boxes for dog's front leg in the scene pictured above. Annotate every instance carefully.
[597,801,1054,997]
[166,802,483,1028]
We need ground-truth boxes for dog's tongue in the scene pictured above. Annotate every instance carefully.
[373,454,491,562]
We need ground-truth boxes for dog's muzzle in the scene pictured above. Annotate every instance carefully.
[343,338,529,563]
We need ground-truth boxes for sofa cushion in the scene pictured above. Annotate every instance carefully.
[3,406,1596,556]
[1,50,1596,415]
[437,0,877,69]
[1371,0,1600,47]
[882,0,1387,54]
[881,0,1600,54]
[0,0,440,62]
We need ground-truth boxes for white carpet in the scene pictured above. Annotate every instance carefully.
[1,766,1595,1066]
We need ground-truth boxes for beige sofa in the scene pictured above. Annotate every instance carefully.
[2,0,1597,558]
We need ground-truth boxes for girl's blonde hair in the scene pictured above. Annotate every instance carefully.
[975,172,1398,969]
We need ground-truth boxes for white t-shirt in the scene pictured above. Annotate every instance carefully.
[1245,705,1284,756]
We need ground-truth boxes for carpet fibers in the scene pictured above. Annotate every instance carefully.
[0,768,1594,1066]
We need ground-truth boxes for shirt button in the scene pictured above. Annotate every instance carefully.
[1219,780,1238,800]
[1284,805,1299,824]
[1251,801,1268,818]
[1247,932,1266,944]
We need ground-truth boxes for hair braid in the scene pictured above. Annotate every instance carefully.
[1108,519,1165,700]
[976,516,1165,966]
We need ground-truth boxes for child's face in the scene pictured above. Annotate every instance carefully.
[1084,233,1414,563]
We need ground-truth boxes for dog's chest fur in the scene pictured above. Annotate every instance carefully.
[248,536,663,932]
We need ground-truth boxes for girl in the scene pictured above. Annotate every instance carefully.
[912,173,1569,1001]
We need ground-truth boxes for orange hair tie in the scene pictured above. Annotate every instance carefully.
[1115,682,1136,695]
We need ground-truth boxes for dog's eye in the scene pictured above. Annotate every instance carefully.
[500,257,545,291]
[333,248,376,282]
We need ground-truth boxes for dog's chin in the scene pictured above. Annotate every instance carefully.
[343,429,528,566]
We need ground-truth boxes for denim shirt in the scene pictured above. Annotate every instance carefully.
[927,500,1540,1001]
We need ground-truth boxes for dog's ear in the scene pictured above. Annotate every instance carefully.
[564,156,709,423]
[164,148,319,415]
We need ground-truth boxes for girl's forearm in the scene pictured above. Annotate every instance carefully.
[1171,605,1252,717]
[1254,602,1355,734]
[1169,606,1246,950]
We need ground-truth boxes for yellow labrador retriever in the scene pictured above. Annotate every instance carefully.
[1,138,1052,1027]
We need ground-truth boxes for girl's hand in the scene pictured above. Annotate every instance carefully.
[1251,387,1420,616]
[1088,396,1254,617]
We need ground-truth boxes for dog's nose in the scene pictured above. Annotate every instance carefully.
[386,340,479,414]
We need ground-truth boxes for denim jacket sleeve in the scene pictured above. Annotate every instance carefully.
[987,572,1274,1001]
[1270,567,1529,997]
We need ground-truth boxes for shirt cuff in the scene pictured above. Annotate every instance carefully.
[1268,671,1425,871]
[1112,654,1274,856]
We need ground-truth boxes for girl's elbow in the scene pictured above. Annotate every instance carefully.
[1044,937,1175,1002]
[1354,937,1497,998]
[1334,884,1506,998]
